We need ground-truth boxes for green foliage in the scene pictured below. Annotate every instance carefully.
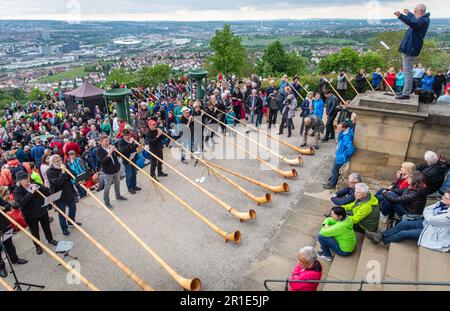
[136,64,172,87]
[38,66,89,83]
[256,41,308,77]
[106,68,134,86]
[207,25,247,76]
[28,87,46,102]
[317,47,384,74]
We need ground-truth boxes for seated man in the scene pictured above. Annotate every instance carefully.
[289,246,323,291]
[366,188,450,252]
[331,173,361,206]
[317,206,356,261]
[342,183,380,233]
[380,171,428,222]
[417,151,447,195]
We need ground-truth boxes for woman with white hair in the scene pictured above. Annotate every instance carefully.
[417,151,447,194]
[289,246,323,291]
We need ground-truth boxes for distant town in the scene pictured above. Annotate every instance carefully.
[1,19,449,92]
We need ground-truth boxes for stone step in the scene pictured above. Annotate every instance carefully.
[350,237,389,291]
[418,247,450,291]
[322,233,364,291]
[383,241,419,291]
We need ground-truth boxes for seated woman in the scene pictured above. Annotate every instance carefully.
[417,151,447,195]
[366,189,450,252]
[376,162,416,217]
[317,206,356,261]
[380,171,429,222]
[289,246,323,291]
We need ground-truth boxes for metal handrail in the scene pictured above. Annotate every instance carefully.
[264,278,450,291]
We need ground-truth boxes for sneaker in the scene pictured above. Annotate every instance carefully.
[316,250,333,262]
[379,213,388,224]
[365,231,383,244]
[116,196,128,201]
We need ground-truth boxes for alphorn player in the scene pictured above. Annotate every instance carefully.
[96,135,128,209]
[13,171,58,255]
[145,120,167,181]
[395,4,430,100]
[0,196,28,278]
[117,129,142,195]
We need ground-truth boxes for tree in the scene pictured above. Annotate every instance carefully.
[28,87,45,102]
[207,25,247,76]
[256,41,308,77]
[136,64,172,87]
[359,52,384,73]
[106,68,134,86]
[317,48,360,74]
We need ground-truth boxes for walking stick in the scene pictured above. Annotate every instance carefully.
[157,133,273,204]
[202,110,303,166]
[0,277,13,291]
[0,208,100,291]
[113,149,241,244]
[35,189,153,291]
[132,142,258,219]
[62,170,201,291]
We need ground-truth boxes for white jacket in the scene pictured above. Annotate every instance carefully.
[418,202,450,252]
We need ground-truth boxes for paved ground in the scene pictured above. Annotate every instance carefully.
[1,119,336,291]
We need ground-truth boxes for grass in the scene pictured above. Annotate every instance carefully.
[38,66,91,83]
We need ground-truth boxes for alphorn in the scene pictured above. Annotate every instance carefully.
[35,189,153,291]
[202,111,303,166]
[63,170,201,291]
[113,148,241,244]
[0,277,13,291]
[158,133,273,205]
[0,208,99,291]
[325,79,346,104]
[344,75,359,95]
[192,117,298,178]
[364,75,376,91]
[286,81,305,101]
[215,107,315,156]
[381,73,396,95]
[204,160,290,193]
[133,141,258,219]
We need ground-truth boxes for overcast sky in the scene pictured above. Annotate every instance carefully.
[0,0,449,21]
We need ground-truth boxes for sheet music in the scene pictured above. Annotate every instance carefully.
[44,190,62,206]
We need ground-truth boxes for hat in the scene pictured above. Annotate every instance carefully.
[14,171,29,182]
[148,120,157,126]
[181,107,190,113]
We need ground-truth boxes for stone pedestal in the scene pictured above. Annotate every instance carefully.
[349,91,450,180]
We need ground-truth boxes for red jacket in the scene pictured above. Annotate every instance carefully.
[289,261,322,291]
[385,73,396,87]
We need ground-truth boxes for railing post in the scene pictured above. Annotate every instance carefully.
[285,279,289,291]
[358,280,365,291]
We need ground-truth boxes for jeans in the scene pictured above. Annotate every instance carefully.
[380,192,407,217]
[103,171,121,205]
[268,109,278,128]
[402,54,417,95]
[382,219,423,245]
[324,114,337,140]
[75,183,87,198]
[329,162,344,188]
[56,199,77,232]
[250,111,261,127]
[317,234,353,258]
[439,172,450,195]
[124,162,137,190]
[279,114,293,136]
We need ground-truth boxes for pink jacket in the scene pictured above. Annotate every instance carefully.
[289,261,322,291]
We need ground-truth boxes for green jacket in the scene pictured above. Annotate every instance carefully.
[343,194,380,232]
[320,216,356,253]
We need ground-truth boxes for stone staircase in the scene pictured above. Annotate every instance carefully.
[239,185,450,291]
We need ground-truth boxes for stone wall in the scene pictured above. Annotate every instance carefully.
[348,92,450,181]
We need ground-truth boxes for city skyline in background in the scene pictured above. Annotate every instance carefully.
[0,0,449,21]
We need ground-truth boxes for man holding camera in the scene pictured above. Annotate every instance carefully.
[278,92,297,138]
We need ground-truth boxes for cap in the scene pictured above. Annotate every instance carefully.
[181,107,190,113]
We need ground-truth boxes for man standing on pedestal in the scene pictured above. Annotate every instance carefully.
[395,4,430,100]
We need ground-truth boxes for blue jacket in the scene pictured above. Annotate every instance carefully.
[398,12,430,57]
[396,72,405,86]
[300,99,311,118]
[313,99,324,119]
[421,75,434,91]
[30,145,46,167]
[372,73,382,87]
[335,129,355,165]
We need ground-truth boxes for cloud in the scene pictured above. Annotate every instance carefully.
[0,0,448,20]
